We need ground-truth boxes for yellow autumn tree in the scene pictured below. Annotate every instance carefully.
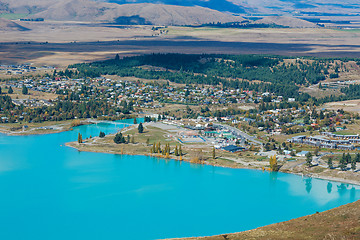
[269,155,278,171]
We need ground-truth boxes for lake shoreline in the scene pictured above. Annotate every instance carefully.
[66,139,360,186]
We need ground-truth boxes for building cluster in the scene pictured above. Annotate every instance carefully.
[288,132,360,150]
[0,65,52,75]
[5,76,291,109]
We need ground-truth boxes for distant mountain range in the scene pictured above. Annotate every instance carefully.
[0,0,244,25]
[0,0,358,27]
[106,0,360,15]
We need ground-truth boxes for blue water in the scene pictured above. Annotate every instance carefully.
[0,119,359,240]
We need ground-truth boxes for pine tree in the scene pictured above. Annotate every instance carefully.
[351,157,356,171]
[346,153,351,164]
[327,157,333,169]
[114,132,125,144]
[22,85,28,95]
[339,153,347,171]
[99,131,105,138]
[306,152,313,167]
[8,86,13,94]
[0,86,2,94]
[138,122,144,133]
[356,153,360,163]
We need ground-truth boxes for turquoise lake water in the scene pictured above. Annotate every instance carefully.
[0,119,359,240]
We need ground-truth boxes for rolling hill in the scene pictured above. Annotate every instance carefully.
[0,0,244,25]
[255,16,318,28]
[32,1,245,25]
[0,18,29,31]
[106,0,360,15]
[0,0,358,26]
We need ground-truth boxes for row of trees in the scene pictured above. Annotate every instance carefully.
[150,142,182,156]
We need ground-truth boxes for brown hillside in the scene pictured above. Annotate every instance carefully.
[31,1,244,25]
[0,18,29,31]
[255,16,318,28]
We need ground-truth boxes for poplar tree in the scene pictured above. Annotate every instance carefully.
[269,155,277,171]
[212,147,216,159]
[174,145,179,156]
[78,133,83,143]
[179,145,182,156]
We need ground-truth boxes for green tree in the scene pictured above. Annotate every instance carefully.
[346,153,351,164]
[327,157,333,169]
[99,131,105,138]
[8,86,13,94]
[138,122,144,133]
[0,86,2,94]
[131,135,135,144]
[314,147,319,156]
[22,85,28,95]
[114,132,125,144]
[356,153,360,163]
[306,152,313,167]
[212,147,216,159]
[146,138,150,145]
[351,157,356,171]
[339,153,347,171]
[127,134,130,143]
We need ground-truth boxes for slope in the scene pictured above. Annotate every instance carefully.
[0,17,29,31]
[255,16,318,28]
